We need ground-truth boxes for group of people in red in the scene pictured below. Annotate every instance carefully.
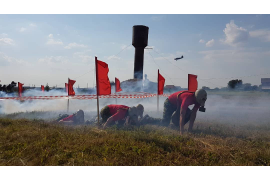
[58,89,207,134]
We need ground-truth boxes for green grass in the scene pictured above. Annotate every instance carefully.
[1,117,270,166]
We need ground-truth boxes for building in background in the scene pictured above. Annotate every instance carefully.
[261,78,270,90]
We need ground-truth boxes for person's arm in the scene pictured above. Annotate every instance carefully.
[188,109,197,132]
[103,109,127,129]
[179,108,186,135]
[59,114,74,124]
[103,116,114,129]
[59,120,74,124]
[179,95,192,135]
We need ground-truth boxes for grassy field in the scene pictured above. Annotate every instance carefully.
[1,92,270,166]
[1,116,270,166]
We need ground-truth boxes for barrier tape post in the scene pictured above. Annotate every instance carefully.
[157,69,159,113]
[157,95,159,113]
[67,98,69,113]
[67,78,70,113]
[95,57,100,125]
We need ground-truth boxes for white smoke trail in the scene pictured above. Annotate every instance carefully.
[1,85,270,125]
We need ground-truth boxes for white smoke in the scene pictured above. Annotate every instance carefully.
[1,85,270,126]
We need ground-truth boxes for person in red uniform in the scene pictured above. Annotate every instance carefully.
[161,89,207,134]
[58,109,85,124]
[100,104,144,128]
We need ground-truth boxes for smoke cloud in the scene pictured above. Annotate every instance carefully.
[1,85,270,126]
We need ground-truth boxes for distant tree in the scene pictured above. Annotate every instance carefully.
[221,87,228,91]
[202,86,210,90]
[2,85,7,92]
[45,83,50,91]
[228,79,242,89]
[242,83,252,91]
[214,87,220,91]
[252,85,258,91]
[110,81,115,86]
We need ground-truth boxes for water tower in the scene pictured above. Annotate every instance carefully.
[132,25,149,80]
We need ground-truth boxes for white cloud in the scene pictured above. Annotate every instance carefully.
[1,33,8,37]
[107,55,121,61]
[46,34,63,45]
[80,55,93,63]
[221,20,249,46]
[48,34,53,38]
[199,39,205,43]
[249,29,270,42]
[199,49,270,64]
[47,39,63,45]
[150,15,164,21]
[38,56,67,64]
[72,51,94,64]
[0,38,14,45]
[121,44,132,50]
[29,23,36,27]
[19,27,26,32]
[0,52,27,66]
[206,39,215,47]
[248,25,255,29]
[64,42,87,49]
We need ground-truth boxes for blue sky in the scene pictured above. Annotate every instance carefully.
[1,14,270,88]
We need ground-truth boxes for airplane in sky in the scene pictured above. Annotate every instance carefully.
[174,55,184,61]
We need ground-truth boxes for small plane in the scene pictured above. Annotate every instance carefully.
[174,55,184,61]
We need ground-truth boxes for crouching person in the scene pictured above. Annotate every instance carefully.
[58,109,85,125]
[161,89,207,134]
[101,104,144,128]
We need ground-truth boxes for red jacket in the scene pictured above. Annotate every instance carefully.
[168,91,200,111]
[61,114,75,122]
[108,104,129,121]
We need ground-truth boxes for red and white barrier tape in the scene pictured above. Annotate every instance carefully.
[0,93,170,100]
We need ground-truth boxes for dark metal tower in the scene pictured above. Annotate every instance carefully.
[132,25,149,79]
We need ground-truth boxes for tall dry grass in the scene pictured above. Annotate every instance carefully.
[0,117,270,166]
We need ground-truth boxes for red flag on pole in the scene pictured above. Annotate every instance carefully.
[188,74,198,92]
[115,77,122,92]
[18,82,24,97]
[65,83,68,93]
[95,57,111,95]
[158,69,165,95]
[41,85,44,92]
[68,78,76,96]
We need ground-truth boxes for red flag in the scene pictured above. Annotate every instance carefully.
[68,78,76,96]
[65,83,68,93]
[158,69,165,95]
[95,57,111,95]
[18,82,24,97]
[115,77,122,92]
[41,85,44,92]
[188,74,198,92]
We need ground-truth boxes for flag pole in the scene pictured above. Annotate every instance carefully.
[115,77,117,104]
[157,69,159,113]
[95,57,100,125]
[67,78,70,113]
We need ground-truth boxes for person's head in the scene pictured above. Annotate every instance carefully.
[195,89,207,106]
[136,104,144,117]
[74,109,84,123]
